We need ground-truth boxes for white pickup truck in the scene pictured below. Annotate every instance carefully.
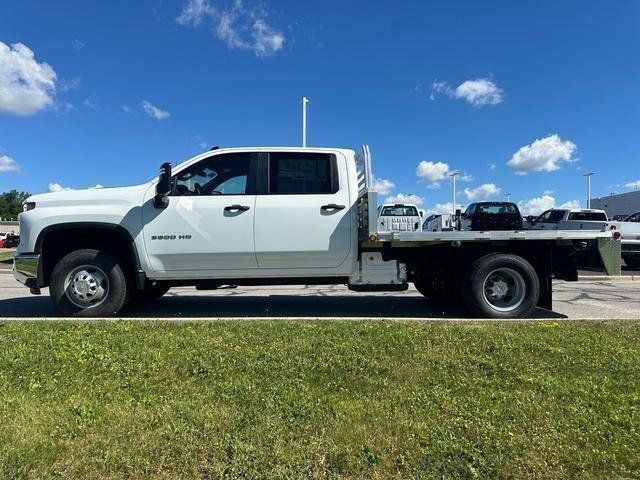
[525,208,609,231]
[526,208,640,269]
[13,145,618,318]
[377,203,423,232]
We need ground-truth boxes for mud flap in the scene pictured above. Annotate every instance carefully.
[598,237,622,276]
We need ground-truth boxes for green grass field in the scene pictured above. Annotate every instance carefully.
[0,250,14,263]
[1,320,639,479]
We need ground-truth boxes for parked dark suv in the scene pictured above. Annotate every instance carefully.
[460,202,523,231]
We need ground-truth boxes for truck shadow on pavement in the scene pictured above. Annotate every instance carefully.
[0,292,566,319]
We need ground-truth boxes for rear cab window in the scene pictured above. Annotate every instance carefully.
[475,204,519,215]
[568,212,607,221]
[380,206,419,217]
[268,152,338,194]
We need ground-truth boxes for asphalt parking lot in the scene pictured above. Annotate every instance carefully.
[0,270,638,320]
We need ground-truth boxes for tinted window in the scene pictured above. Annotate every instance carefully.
[380,206,419,216]
[173,153,250,196]
[269,152,337,194]
[568,212,607,221]
[547,210,566,222]
[475,204,519,215]
[625,212,640,222]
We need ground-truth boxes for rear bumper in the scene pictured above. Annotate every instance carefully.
[13,253,41,292]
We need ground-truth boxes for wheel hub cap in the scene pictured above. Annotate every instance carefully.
[65,267,108,308]
[482,268,526,312]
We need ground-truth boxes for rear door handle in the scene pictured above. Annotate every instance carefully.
[321,204,345,211]
[224,204,250,212]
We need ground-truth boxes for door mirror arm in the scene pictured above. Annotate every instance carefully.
[154,162,172,208]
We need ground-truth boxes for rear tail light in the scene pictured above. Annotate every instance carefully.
[23,202,36,212]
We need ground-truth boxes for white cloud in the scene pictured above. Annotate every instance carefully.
[82,98,95,109]
[464,183,501,201]
[384,193,424,206]
[371,177,395,196]
[517,194,581,216]
[178,0,285,57]
[489,163,497,171]
[59,76,81,92]
[0,155,20,173]
[455,79,503,106]
[48,182,72,192]
[249,19,285,57]
[121,104,131,112]
[507,134,577,175]
[177,0,215,26]
[0,41,57,115]
[54,101,75,114]
[432,78,503,107]
[416,161,450,183]
[73,39,85,51]
[459,173,474,182]
[624,180,640,190]
[559,200,581,210]
[141,100,170,120]
[424,202,463,216]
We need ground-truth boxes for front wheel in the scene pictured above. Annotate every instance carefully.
[464,254,540,318]
[50,249,129,317]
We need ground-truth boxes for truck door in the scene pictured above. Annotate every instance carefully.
[254,151,353,270]
[142,152,258,273]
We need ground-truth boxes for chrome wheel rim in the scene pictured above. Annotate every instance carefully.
[482,268,526,312]
[64,265,109,309]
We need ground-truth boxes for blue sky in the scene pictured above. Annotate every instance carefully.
[1,0,639,214]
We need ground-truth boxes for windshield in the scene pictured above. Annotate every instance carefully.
[567,212,607,221]
[380,206,419,216]
[475,204,519,215]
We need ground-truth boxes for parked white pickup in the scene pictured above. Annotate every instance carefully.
[13,146,617,318]
[377,203,423,232]
[526,208,640,268]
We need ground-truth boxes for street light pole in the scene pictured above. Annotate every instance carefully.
[583,172,595,208]
[302,97,309,147]
[505,193,512,202]
[450,171,459,215]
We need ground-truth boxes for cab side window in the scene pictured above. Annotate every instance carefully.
[173,153,250,196]
[548,210,565,223]
[536,210,552,223]
[268,152,338,194]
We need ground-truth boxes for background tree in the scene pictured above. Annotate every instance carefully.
[0,190,30,220]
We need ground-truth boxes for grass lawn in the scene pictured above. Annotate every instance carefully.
[1,320,639,479]
[0,250,14,263]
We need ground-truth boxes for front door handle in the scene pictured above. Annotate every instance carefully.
[224,204,250,212]
[321,204,345,211]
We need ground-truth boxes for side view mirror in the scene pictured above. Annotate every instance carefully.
[154,162,172,208]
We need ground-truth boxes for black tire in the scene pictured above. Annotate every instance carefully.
[50,249,129,317]
[463,253,539,319]
[131,283,170,302]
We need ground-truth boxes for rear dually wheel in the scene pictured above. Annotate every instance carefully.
[464,253,540,318]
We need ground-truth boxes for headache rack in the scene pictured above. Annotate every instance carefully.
[355,144,379,240]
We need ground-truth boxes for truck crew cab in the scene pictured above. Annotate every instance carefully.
[13,146,618,318]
